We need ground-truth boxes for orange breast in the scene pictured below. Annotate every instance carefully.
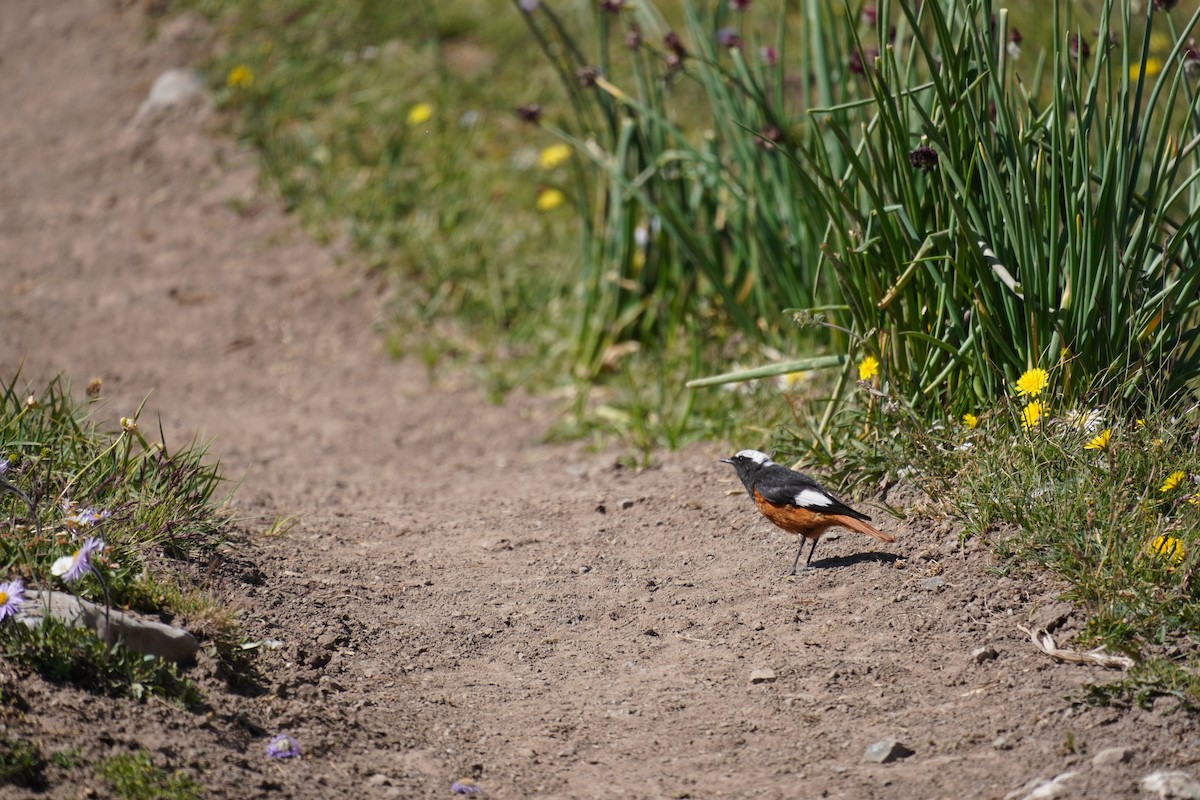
[752,489,834,539]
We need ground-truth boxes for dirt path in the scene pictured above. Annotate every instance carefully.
[1,2,1195,798]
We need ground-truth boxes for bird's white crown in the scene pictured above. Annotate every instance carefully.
[734,449,773,465]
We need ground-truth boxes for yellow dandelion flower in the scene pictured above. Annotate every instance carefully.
[226,64,254,89]
[1160,470,1187,493]
[858,355,879,381]
[962,413,978,429]
[537,143,572,170]
[1129,58,1163,81]
[407,102,433,127]
[1020,400,1043,430]
[776,371,809,391]
[536,188,565,211]
[1014,368,1049,398]
[1136,419,1146,428]
[1150,534,1185,565]
[1084,428,1111,451]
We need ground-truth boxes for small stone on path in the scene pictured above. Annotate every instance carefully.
[1007,772,1076,800]
[20,590,198,663]
[1092,746,1132,767]
[1140,771,1200,799]
[749,668,776,684]
[862,738,914,764]
[921,576,946,591]
[972,646,999,663]
[135,68,207,119]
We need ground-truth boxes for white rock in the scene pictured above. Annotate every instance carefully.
[972,645,999,663]
[749,668,776,684]
[20,590,199,663]
[1092,746,1132,767]
[1140,771,1200,799]
[1005,772,1076,800]
[135,68,207,120]
[862,738,914,764]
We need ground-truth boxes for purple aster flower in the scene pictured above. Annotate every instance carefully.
[0,459,8,474]
[730,0,751,10]
[67,507,111,529]
[599,0,623,12]
[518,0,539,12]
[451,780,483,795]
[51,537,104,583]
[860,4,877,26]
[0,579,26,622]
[266,733,300,759]
[760,45,777,66]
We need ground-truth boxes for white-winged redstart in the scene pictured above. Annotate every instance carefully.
[721,449,895,575]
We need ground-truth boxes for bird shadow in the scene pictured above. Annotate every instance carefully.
[808,550,899,569]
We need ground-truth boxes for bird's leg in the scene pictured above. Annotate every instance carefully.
[787,538,820,577]
[802,537,820,569]
[787,545,804,577]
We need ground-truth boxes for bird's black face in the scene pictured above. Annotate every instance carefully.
[720,450,772,492]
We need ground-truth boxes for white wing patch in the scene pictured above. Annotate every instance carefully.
[794,488,834,508]
[735,449,773,465]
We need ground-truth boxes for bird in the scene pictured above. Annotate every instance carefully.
[721,449,895,575]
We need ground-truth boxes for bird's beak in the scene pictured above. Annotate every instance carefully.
[719,457,733,464]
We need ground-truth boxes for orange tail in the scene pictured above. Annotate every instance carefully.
[828,513,896,543]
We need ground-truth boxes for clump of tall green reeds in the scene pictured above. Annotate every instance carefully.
[520,0,1200,425]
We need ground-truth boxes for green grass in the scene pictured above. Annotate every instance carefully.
[177,0,813,453]
[0,618,201,705]
[0,374,246,701]
[851,377,1200,705]
[191,0,581,352]
[0,735,45,789]
[97,751,202,800]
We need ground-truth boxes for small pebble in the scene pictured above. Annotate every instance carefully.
[972,646,999,664]
[921,576,946,591]
[749,668,777,684]
[1139,770,1200,799]
[1092,746,1132,767]
[1013,771,1076,800]
[862,738,914,764]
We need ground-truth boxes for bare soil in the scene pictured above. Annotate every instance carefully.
[1,2,1196,798]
